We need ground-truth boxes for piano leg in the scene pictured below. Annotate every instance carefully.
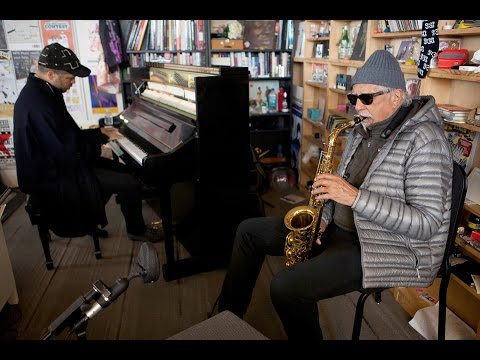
[158,184,217,282]
[158,185,175,277]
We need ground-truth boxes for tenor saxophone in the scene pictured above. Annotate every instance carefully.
[283,115,364,267]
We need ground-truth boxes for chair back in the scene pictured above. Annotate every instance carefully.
[436,161,468,340]
[439,161,468,278]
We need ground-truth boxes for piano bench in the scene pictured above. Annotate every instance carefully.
[24,195,102,270]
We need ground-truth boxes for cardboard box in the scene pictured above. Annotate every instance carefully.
[212,38,244,50]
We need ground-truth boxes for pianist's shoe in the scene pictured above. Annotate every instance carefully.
[128,224,163,243]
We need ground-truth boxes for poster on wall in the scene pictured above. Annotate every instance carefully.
[0,51,18,118]
[12,50,40,92]
[0,119,15,170]
[3,20,42,51]
[0,21,7,50]
[75,20,122,126]
[39,20,74,48]
[38,20,87,128]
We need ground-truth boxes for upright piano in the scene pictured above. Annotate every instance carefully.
[111,63,253,281]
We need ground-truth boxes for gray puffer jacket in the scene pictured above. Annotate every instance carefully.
[323,96,453,288]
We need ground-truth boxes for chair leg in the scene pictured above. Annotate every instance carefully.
[37,223,54,270]
[92,233,102,259]
[352,291,371,340]
[438,275,450,341]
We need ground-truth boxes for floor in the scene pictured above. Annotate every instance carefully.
[0,185,425,341]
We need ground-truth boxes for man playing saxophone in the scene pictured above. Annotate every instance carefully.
[217,50,453,340]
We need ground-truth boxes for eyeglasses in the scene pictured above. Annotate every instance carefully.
[347,90,390,106]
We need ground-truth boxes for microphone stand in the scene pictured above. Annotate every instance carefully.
[41,242,159,340]
[41,280,108,340]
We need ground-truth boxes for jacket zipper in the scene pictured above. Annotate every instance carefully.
[407,239,421,278]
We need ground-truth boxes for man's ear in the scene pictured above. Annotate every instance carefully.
[392,89,403,106]
[46,70,56,81]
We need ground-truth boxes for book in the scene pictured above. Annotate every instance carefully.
[444,123,478,171]
[350,20,368,61]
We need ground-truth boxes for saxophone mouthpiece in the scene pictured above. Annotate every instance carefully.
[353,115,366,124]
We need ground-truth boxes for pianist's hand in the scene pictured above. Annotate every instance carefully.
[101,127,123,141]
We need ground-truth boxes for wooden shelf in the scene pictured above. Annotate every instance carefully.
[306,36,329,42]
[456,236,480,263]
[303,58,329,65]
[451,274,480,300]
[305,80,327,89]
[399,64,418,74]
[303,117,326,128]
[372,27,480,39]
[464,202,480,218]
[329,59,364,68]
[444,120,480,133]
[329,87,347,95]
[328,108,353,120]
[428,68,480,83]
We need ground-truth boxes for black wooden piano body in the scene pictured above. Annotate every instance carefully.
[112,63,254,281]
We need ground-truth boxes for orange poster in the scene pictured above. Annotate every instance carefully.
[39,20,75,50]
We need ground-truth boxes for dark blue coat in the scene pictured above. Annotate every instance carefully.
[13,73,108,237]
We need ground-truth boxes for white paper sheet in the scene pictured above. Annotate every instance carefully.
[409,303,476,340]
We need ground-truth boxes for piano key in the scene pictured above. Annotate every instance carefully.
[116,137,148,166]
[108,140,124,157]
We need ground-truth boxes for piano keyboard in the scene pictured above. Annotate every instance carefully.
[115,137,148,166]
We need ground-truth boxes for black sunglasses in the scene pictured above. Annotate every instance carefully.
[347,90,389,106]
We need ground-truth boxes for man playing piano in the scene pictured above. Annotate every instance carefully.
[13,42,160,243]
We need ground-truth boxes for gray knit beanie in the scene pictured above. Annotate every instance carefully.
[352,50,406,91]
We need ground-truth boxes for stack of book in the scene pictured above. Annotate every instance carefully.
[437,104,472,124]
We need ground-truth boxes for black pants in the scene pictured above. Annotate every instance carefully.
[218,216,362,340]
[93,158,146,235]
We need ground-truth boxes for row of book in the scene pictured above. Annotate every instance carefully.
[374,20,424,33]
[127,20,205,52]
[210,52,291,78]
[437,104,473,124]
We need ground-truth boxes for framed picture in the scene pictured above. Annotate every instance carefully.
[405,78,421,97]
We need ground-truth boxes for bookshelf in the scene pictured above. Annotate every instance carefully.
[123,20,297,183]
[294,19,480,338]
[125,20,208,67]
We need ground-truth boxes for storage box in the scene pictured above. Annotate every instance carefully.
[438,49,469,69]
[212,38,244,50]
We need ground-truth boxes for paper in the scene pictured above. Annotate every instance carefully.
[466,167,480,204]
[409,303,476,340]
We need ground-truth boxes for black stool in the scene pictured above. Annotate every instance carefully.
[25,195,102,270]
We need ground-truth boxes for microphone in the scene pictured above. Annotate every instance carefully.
[135,241,160,283]
[69,242,160,335]
[42,243,160,339]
